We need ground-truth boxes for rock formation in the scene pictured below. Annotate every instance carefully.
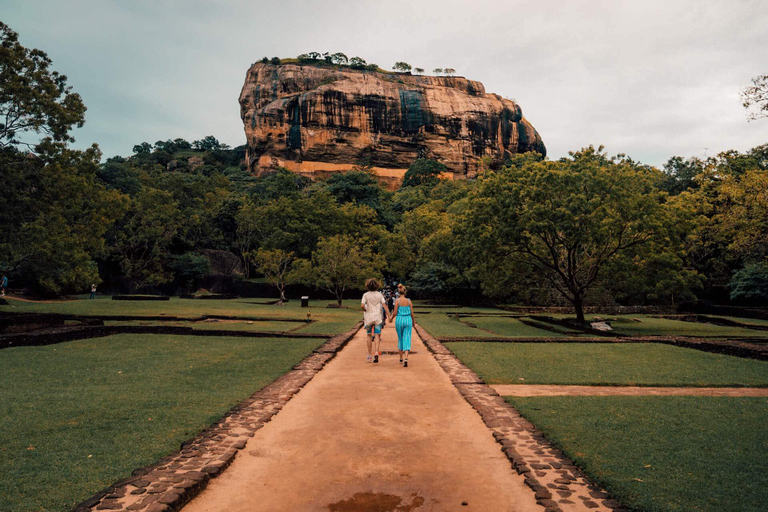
[239,63,545,187]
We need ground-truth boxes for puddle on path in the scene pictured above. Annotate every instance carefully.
[328,492,426,512]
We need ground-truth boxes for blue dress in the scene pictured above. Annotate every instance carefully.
[395,301,413,351]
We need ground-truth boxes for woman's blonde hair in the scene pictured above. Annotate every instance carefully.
[397,283,407,296]
[366,278,381,291]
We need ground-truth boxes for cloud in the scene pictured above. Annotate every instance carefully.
[2,0,766,166]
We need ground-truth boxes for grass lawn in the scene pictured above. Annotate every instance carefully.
[551,314,768,338]
[448,342,768,386]
[103,319,302,332]
[416,313,506,338]
[0,334,324,512]
[467,317,569,337]
[507,396,768,512]
[3,297,361,335]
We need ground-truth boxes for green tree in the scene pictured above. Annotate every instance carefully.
[730,263,768,302]
[192,135,228,151]
[459,146,669,322]
[331,52,349,65]
[170,252,210,293]
[402,159,446,188]
[433,68,443,75]
[235,200,261,278]
[350,57,367,69]
[444,68,456,76]
[393,62,412,73]
[251,248,295,302]
[132,142,152,154]
[0,22,86,149]
[299,235,383,305]
[413,67,424,75]
[1,142,127,294]
[112,188,183,292]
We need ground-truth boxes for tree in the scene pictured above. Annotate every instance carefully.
[193,135,226,151]
[331,52,349,65]
[443,68,456,76]
[393,62,412,73]
[112,188,182,292]
[300,235,383,305]
[270,57,281,65]
[433,68,443,75]
[132,142,152,154]
[402,159,447,188]
[730,263,768,302]
[0,22,87,149]
[413,67,424,75]
[458,147,669,322]
[322,169,383,211]
[170,252,210,293]
[234,200,260,278]
[741,74,768,121]
[660,155,705,195]
[251,248,294,302]
[350,57,367,69]
[1,142,127,295]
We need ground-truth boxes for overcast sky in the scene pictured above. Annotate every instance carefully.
[2,0,766,167]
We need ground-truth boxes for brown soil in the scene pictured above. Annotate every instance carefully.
[181,323,540,512]
[491,384,768,396]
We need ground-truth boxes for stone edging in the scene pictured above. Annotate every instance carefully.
[71,321,363,512]
[415,324,627,512]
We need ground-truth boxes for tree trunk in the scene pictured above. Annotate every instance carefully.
[573,296,586,324]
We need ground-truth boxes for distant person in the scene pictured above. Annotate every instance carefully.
[387,292,395,315]
[90,283,96,300]
[391,284,414,367]
[361,278,386,363]
[0,274,7,297]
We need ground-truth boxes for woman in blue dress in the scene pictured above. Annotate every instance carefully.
[391,284,414,367]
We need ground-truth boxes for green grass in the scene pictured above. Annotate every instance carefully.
[448,342,768,386]
[416,313,506,338]
[0,334,324,512]
[506,396,768,512]
[103,319,300,332]
[3,297,361,335]
[708,315,768,327]
[467,317,568,337]
[549,314,768,338]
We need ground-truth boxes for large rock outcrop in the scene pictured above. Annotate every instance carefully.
[239,63,545,186]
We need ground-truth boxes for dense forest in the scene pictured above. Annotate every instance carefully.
[2,22,767,314]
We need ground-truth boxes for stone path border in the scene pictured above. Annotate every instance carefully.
[415,324,625,512]
[71,321,362,512]
[492,384,768,397]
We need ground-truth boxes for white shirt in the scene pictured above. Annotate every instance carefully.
[361,291,386,326]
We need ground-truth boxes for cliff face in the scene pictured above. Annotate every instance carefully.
[239,63,545,186]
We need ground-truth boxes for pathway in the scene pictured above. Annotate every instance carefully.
[492,385,768,397]
[181,322,541,512]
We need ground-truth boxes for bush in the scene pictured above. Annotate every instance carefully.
[730,263,768,302]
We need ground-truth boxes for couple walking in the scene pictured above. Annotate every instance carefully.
[361,279,413,367]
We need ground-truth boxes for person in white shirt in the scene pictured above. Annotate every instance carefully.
[361,278,387,363]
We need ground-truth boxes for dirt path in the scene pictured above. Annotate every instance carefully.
[181,323,541,512]
[492,384,768,396]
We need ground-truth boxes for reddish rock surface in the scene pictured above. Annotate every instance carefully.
[239,63,546,186]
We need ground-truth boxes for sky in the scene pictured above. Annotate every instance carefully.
[2,0,766,167]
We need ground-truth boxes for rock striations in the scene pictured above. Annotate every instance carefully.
[239,63,545,187]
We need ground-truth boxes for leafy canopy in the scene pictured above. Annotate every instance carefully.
[0,22,86,149]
